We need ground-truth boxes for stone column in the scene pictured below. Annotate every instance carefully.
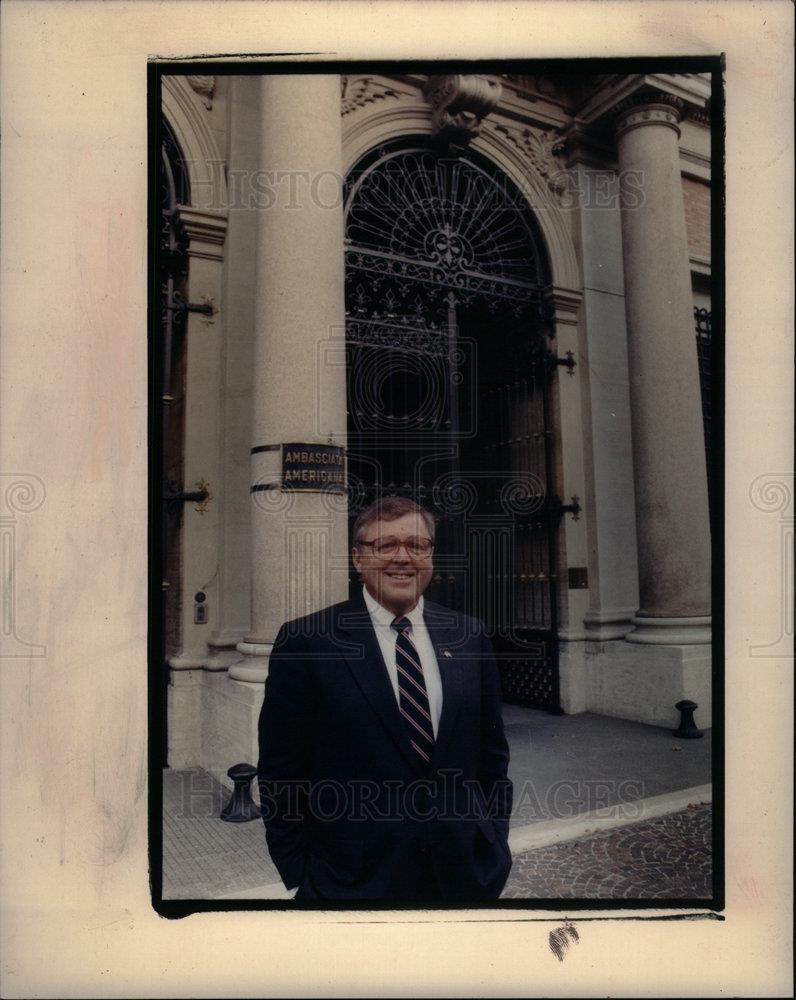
[203,76,260,671]
[231,75,350,682]
[559,137,639,642]
[614,94,711,644]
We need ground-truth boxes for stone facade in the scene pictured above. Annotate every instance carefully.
[159,71,715,779]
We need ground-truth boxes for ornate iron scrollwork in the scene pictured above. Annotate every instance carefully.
[344,145,548,352]
[344,141,562,712]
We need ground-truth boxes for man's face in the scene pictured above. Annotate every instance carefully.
[352,512,434,617]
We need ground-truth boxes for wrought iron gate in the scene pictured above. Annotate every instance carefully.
[344,141,564,710]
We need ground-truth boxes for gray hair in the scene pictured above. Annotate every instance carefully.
[352,496,436,545]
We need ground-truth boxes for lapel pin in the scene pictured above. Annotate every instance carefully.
[443,650,452,658]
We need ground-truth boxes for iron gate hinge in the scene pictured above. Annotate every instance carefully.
[163,480,211,513]
[545,350,576,375]
[163,488,208,503]
[167,300,215,317]
[551,494,581,521]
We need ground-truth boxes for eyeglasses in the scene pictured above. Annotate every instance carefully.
[356,536,434,560]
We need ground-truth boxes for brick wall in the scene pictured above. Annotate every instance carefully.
[682,177,711,260]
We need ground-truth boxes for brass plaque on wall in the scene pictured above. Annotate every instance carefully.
[282,443,346,492]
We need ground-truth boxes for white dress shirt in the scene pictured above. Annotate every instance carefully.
[362,586,444,738]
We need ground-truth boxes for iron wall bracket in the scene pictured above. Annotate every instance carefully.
[545,350,576,375]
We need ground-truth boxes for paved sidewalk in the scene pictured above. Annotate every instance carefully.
[162,705,712,900]
[502,804,712,899]
[163,768,281,899]
[500,705,711,822]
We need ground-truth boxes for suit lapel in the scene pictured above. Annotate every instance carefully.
[335,594,426,776]
[423,600,465,768]
[335,593,468,774]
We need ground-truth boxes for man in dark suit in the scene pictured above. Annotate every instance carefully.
[257,495,512,903]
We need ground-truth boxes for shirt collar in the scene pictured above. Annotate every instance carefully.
[362,585,425,628]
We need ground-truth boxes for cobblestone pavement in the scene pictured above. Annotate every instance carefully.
[501,804,712,899]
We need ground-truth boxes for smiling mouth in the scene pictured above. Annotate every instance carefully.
[386,572,415,581]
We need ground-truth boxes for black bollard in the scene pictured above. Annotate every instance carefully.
[673,700,703,739]
[220,762,261,822]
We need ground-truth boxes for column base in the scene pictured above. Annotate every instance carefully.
[584,639,711,728]
[203,649,245,672]
[626,615,711,644]
[166,669,264,776]
[204,630,246,671]
[583,607,637,641]
[200,672,263,782]
[230,640,274,683]
[559,639,588,714]
[168,649,244,673]
[167,669,203,768]
[168,654,207,671]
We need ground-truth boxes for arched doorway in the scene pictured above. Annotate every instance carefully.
[344,140,564,711]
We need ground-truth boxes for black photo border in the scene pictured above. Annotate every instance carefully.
[147,54,725,920]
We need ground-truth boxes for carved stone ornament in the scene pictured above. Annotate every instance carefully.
[423,74,503,146]
[340,75,414,116]
[187,75,215,110]
[613,91,685,139]
[491,122,568,198]
[688,106,711,127]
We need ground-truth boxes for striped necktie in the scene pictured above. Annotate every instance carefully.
[391,616,435,763]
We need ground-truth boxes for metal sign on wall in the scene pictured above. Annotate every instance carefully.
[282,443,346,492]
